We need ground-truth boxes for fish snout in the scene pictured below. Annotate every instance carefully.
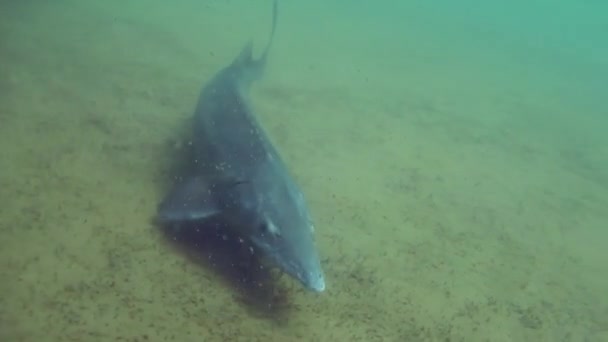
[301,269,325,292]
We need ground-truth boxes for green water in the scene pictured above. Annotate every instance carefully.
[1,0,606,341]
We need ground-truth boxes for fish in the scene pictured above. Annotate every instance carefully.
[158,0,325,292]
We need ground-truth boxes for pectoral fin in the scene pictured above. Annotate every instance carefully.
[157,177,220,223]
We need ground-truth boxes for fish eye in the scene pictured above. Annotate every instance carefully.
[258,222,268,234]
[259,220,281,238]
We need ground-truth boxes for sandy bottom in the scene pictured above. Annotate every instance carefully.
[1,1,607,341]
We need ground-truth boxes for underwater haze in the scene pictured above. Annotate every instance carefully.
[1,0,606,341]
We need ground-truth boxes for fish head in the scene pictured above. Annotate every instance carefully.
[244,181,325,292]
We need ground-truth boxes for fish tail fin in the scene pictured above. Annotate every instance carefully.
[231,0,278,81]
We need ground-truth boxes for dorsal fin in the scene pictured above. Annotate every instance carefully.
[232,41,254,67]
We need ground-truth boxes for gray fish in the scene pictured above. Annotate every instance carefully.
[158,0,325,292]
